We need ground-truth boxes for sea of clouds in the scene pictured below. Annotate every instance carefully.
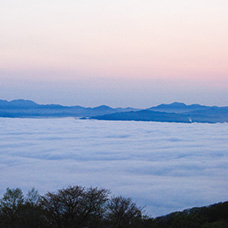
[0,118,227,217]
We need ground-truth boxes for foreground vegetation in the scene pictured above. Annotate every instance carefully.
[0,186,227,228]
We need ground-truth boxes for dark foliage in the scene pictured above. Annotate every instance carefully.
[40,186,109,228]
[105,196,142,228]
[155,201,228,228]
[0,186,227,228]
[0,188,47,228]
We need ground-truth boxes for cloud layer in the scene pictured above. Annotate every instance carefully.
[0,118,228,217]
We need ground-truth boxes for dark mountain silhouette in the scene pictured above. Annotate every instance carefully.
[0,99,38,108]
[0,99,136,118]
[90,103,228,123]
[1,99,228,123]
[91,110,192,123]
[149,102,209,113]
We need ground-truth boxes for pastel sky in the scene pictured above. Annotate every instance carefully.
[0,0,228,107]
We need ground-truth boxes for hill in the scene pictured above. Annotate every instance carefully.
[155,201,228,228]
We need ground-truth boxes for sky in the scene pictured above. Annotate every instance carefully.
[1,118,228,216]
[0,0,228,107]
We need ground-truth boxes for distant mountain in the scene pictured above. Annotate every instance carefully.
[0,99,136,118]
[90,103,228,123]
[90,110,192,123]
[149,102,209,113]
[116,107,140,112]
[1,100,228,123]
[93,105,112,110]
[0,99,38,108]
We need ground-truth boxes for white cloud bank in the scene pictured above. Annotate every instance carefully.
[0,118,227,217]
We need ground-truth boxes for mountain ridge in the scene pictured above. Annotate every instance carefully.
[0,99,137,118]
[1,99,228,123]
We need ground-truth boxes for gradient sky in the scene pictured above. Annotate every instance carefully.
[0,0,228,107]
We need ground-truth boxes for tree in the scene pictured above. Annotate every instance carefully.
[78,187,110,228]
[106,196,142,228]
[20,188,47,228]
[40,185,109,228]
[0,188,24,213]
[0,188,24,227]
[25,187,40,206]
